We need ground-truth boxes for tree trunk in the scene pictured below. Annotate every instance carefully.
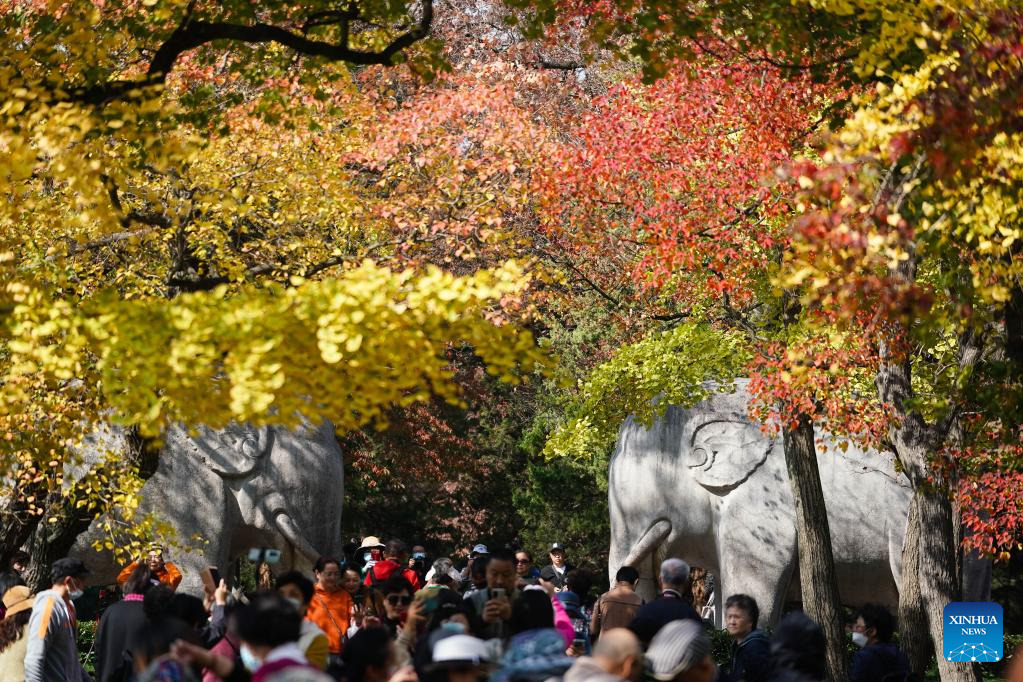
[898,493,934,675]
[782,412,850,682]
[21,428,161,592]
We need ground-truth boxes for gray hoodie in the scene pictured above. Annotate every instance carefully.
[25,589,90,682]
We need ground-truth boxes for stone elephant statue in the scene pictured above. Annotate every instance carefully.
[609,380,917,626]
[73,421,344,595]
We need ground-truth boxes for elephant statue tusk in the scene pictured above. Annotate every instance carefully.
[274,510,323,563]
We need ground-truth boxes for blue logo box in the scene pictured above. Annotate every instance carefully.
[942,602,1003,662]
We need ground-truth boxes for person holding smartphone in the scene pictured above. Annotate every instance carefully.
[464,549,520,641]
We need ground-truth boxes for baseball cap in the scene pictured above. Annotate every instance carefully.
[549,542,566,552]
[646,620,711,680]
[431,634,490,667]
[51,557,90,582]
[2,586,34,618]
[471,544,489,555]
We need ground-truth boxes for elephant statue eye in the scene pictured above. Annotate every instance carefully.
[689,446,711,468]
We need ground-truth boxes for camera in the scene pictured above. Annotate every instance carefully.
[247,548,282,564]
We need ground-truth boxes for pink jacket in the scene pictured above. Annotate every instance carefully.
[550,594,574,649]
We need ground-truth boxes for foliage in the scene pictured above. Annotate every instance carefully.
[545,323,750,460]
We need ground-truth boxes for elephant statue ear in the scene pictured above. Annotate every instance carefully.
[194,423,273,478]
[683,417,773,491]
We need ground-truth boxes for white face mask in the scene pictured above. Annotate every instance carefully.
[285,597,303,611]
[67,579,84,601]
[240,644,261,671]
[851,631,869,648]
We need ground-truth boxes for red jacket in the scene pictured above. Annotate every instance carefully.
[363,560,421,591]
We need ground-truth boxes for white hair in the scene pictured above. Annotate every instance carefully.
[659,558,691,587]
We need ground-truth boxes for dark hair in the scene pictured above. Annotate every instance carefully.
[725,594,760,629]
[385,539,407,558]
[9,551,29,570]
[142,584,176,620]
[381,574,413,596]
[770,612,826,679]
[276,570,315,604]
[0,610,31,652]
[129,616,196,666]
[471,556,490,579]
[123,566,156,596]
[235,591,302,647]
[343,627,392,680]
[856,603,896,643]
[425,589,467,633]
[515,549,532,562]
[615,566,640,584]
[510,590,554,635]
[50,557,89,583]
[168,593,208,630]
[565,569,592,598]
[0,572,25,600]
[489,549,516,565]
[314,556,342,573]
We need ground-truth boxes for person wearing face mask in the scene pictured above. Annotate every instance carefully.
[359,537,387,580]
[849,603,910,682]
[24,557,92,682]
[307,557,353,674]
[277,572,330,672]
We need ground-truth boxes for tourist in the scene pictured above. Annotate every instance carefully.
[513,551,539,586]
[629,559,701,647]
[464,550,519,641]
[462,557,489,601]
[689,568,710,618]
[460,545,490,593]
[307,556,353,673]
[358,536,387,579]
[563,628,644,682]
[646,619,717,682]
[591,567,643,641]
[0,585,34,682]
[129,616,198,682]
[492,590,574,682]
[557,570,594,655]
[24,557,92,682]
[380,575,416,640]
[766,612,826,682]
[410,546,429,584]
[849,603,911,682]
[539,543,573,593]
[202,602,241,682]
[95,565,157,682]
[117,544,183,591]
[1006,642,1023,682]
[723,594,770,682]
[343,567,365,605]
[277,570,330,671]
[8,552,30,577]
[172,592,333,681]
[341,626,410,682]
[366,540,423,592]
[423,558,462,592]
[425,634,491,682]
[0,571,24,619]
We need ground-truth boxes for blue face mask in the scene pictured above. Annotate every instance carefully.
[441,621,467,634]
[412,552,427,560]
[363,552,373,562]
[240,644,261,672]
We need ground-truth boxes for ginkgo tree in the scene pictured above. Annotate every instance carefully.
[0,0,552,586]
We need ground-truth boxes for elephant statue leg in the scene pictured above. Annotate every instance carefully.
[617,519,672,602]
[716,505,797,626]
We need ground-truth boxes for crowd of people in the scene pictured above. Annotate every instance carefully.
[0,540,1019,682]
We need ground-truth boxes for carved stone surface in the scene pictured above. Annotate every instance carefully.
[609,380,930,626]
[72,421,344,595]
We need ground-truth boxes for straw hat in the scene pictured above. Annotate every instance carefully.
[358,536,386,551]
[2,586,35,618]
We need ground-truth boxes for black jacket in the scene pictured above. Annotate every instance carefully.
[95,599,147,682]
[851,642,912,682]
[727,628,771,682]
[628,591,702,646]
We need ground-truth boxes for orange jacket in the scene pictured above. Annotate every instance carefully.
[117,561,183,590]
[307,584,353,654]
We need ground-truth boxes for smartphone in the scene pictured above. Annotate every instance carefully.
[200,566,220,593]
[491,587,506,600]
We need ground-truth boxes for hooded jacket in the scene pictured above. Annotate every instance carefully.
[727,628,771,682]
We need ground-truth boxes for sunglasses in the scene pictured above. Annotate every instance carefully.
[387,594,413,606]
[515,559,531,564]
